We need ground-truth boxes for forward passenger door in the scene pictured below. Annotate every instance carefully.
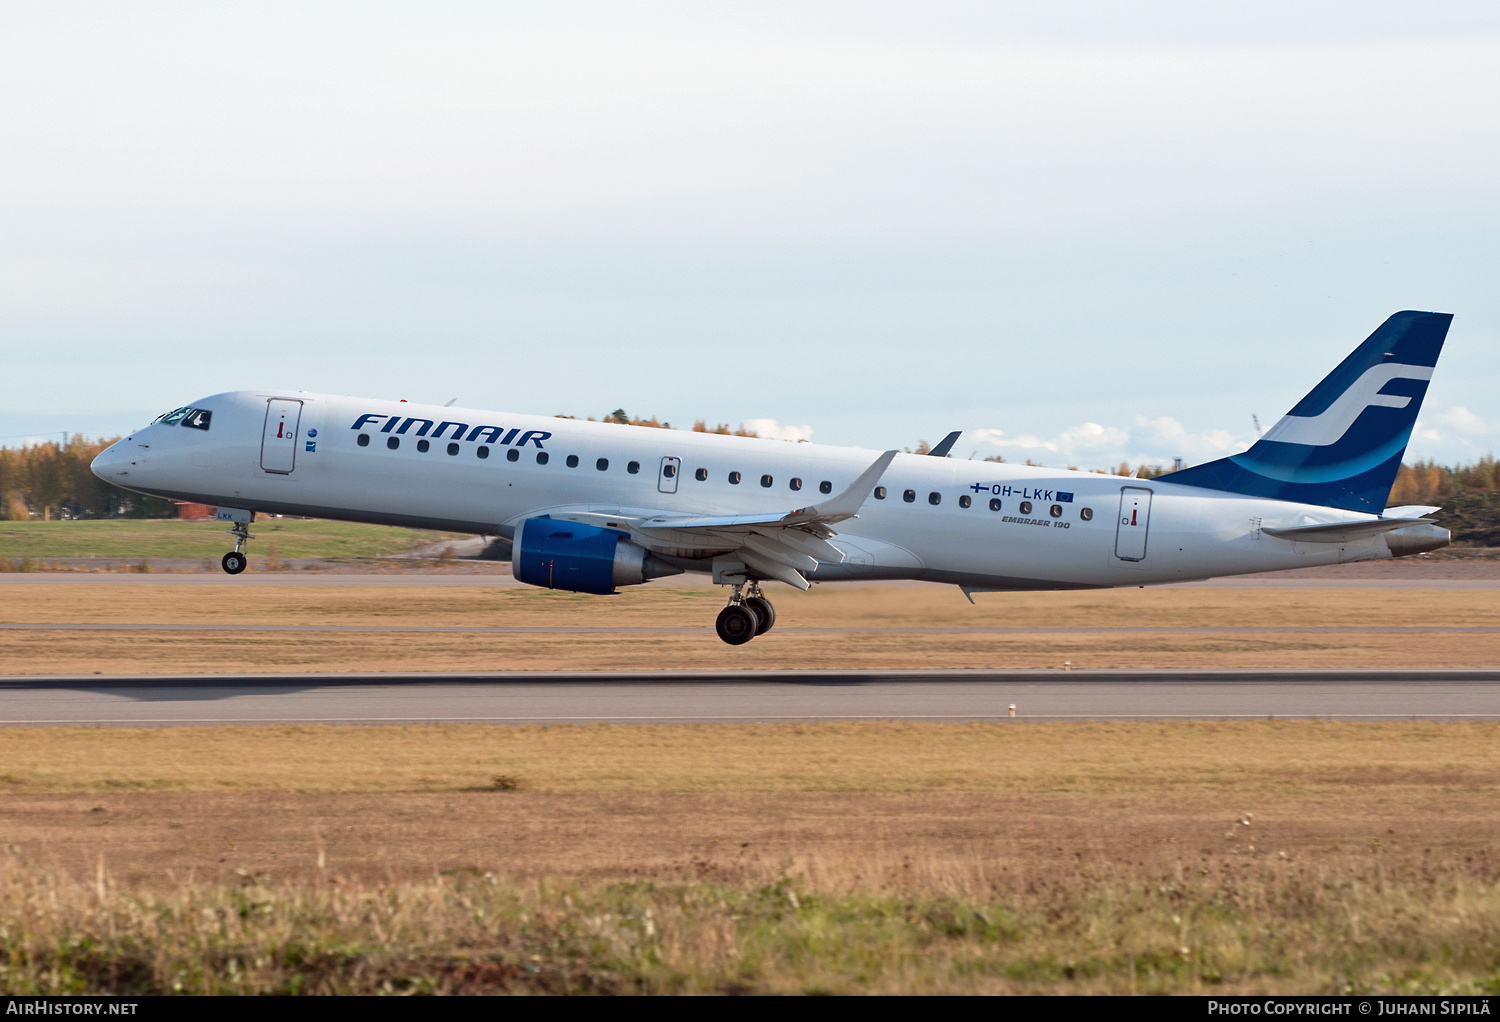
[261,399,303,474]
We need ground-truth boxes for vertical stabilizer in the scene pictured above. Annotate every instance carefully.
[1160,311,1451,512]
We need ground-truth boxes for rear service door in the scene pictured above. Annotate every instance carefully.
[261,399,303,474]
[1114,486,1153,561]
[658,456,681,494]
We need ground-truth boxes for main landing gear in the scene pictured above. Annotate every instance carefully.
[221,520,254,575]
[715,582,776,645]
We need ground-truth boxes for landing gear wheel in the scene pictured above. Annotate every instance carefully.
[716,604,760,645]
[744,596,776,635]
[221,551,247,575]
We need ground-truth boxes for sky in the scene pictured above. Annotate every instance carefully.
[2,1,1498,470]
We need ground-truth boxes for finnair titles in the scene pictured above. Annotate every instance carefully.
[93,311,1453,644]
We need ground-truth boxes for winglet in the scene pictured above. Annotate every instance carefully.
[928,431,962,458]
[785,450,898,525]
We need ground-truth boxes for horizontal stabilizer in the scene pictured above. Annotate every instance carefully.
[1383,505,1441,519]
[1262,518,1437,543]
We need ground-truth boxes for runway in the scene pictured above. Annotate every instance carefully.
[2,670,1497,725]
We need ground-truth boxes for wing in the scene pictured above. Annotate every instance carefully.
[550,450,898,590]
[928,431,962,457]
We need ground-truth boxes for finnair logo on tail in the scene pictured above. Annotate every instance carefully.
[1260,364,1433,447]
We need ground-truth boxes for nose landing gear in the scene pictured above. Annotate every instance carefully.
[221,520,254,575]
[715,582,776,645]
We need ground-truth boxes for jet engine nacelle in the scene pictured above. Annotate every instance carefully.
[1384,522,1451,558]
[512,517,682,594]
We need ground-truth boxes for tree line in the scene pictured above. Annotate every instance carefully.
[0,437,175,520]
[557,410,761,436]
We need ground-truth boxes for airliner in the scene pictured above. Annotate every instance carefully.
[92,311,1453,644]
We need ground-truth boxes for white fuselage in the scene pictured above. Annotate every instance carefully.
[92,390,1399,589]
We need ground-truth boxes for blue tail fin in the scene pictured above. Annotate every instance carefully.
[1159,310,1451,513]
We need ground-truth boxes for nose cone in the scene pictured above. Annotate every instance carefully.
[90,441,127,483]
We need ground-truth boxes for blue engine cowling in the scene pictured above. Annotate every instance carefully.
[512,517,682,594]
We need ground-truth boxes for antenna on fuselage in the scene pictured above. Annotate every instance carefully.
[1252,414,1263,439]
[444,398,458,407]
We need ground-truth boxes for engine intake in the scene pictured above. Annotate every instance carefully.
[512,517,682,594]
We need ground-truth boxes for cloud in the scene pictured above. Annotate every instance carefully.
[1438,406,1489,435]
[744,418,814,442]
[1058,422,1130,450]
[1412,406,1494,448]
[969,428,1061,453]
[970,417,1247,467]
[971,422,1125,455]
[1133,416,1244,459]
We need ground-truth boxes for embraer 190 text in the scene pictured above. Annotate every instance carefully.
[93,311,1454,644]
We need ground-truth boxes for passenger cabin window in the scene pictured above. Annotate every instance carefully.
[873,486,886,499]
[928,492,941,506]
[507,449,520,462]
[181,409,212,430]
[819,481,832,494]
[760,474,773,488]
[1050,504,1062,518]
[357,434,370,447]
[417,439,430,453]
[695,468,708,481]
[959,494,971,508]
[477,446,490,459]
[1080,507,1094,521]
[566,455,579,468]
[902,489,916,503]
[536,452,549,465]
[447,443,460,456]
[728,471,741,484]
[1019,500,1032,515]
[627,461,640,474]
[387,437,400,450]
[664,464,676,478]
[789,477,802,491]
[989,498,1002,511]
[597,458,609,471]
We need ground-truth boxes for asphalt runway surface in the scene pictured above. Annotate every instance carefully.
[1,670,1497,726]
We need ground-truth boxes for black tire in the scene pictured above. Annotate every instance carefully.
[221,551,247,575]
[715,604,759,645]
[744,596,776,635]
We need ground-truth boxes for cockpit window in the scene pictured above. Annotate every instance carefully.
[181,409,212,431]
[155,407,192,425]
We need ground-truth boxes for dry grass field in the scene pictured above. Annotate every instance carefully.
[0,722,1497,994]
[3,584,1498,993]
[4,583,1500,673]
